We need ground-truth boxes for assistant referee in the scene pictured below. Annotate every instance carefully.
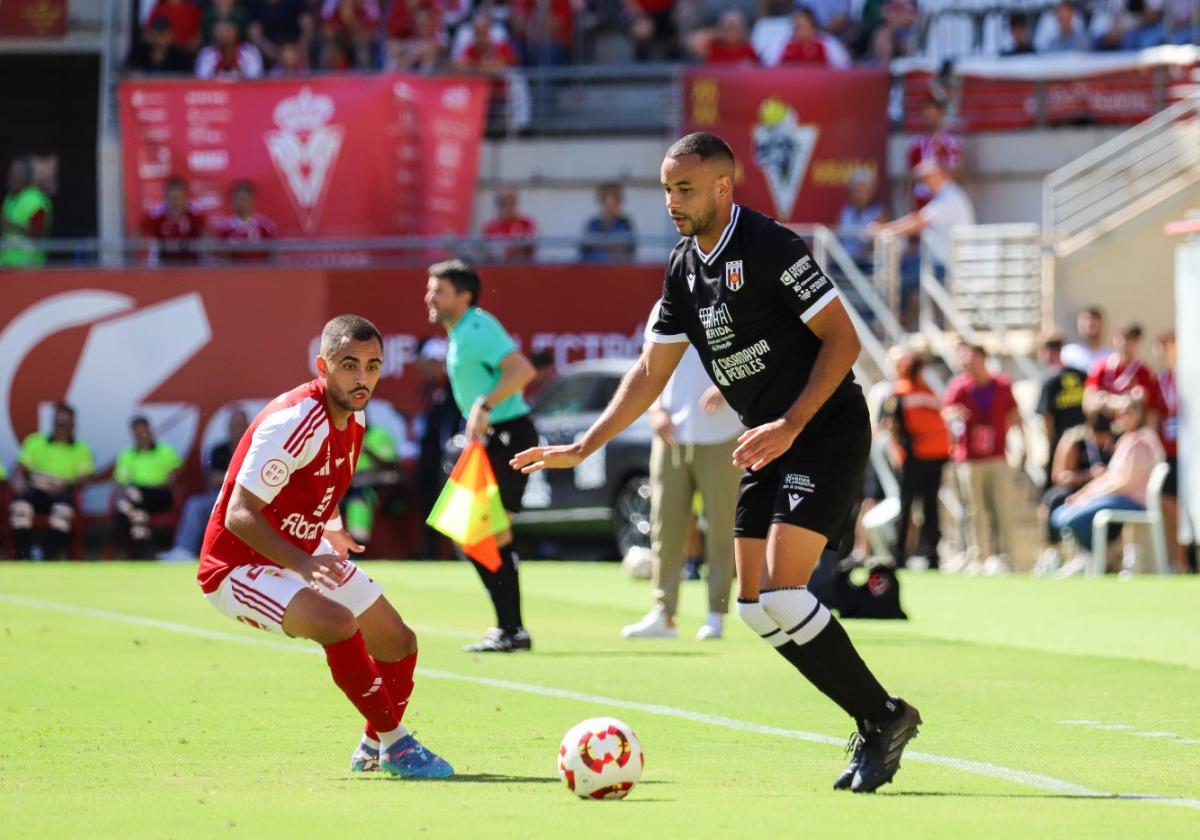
[425,259,538,653]
[511,133,921,792]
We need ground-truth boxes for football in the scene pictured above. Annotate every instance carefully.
[556,717,644,800]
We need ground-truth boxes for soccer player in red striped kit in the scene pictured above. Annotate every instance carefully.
[198,314,453,778]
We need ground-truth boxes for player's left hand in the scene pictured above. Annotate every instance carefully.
[324,528,364,560]
[510,444,583,474]
[732,419,802,471]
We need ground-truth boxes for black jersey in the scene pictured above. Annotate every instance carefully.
[649,204,862,428]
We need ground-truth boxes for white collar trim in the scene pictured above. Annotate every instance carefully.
[693,205,740,265]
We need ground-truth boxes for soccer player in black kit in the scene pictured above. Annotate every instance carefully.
[511,133,921,792]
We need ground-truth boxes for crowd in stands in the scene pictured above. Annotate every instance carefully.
[127,1,1199,78]
[139,176,278,263]
[870,305,1190,577]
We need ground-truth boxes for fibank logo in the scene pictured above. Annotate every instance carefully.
[280,512,326,540]
[265,87,344,234]
[0,291,212,472]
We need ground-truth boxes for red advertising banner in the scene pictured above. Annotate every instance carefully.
[118,76,489,238]
[0,265,661,486]
[0,0,67,37]
[681,68,890,224]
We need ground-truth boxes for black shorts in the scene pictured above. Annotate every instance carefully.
[486,414,539,513]
[734,401,871,544]
[1164,455,1178,498]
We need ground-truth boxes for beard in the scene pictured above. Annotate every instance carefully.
[329,385,370,413]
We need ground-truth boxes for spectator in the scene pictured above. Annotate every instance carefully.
[1097,0,1167,51]
[195,19,265,78]
[1164,0,1196,44]
[836,168,887,266]
[1042,1,1092,52]
[482,187,538,262]
[269,39,311,74]
[878,0,918,57]
[879,345,952,570]
[622,318,742,641]
[247,0,313,69]
[1061,305,1108,373]
[452,7,517,69]
[1154,331,1188,571]
[689,9,759,64]
[1001,11,1037,56]
[344,419,403,549]
[623,0,680,61]
[158,408,250,562]
[943,342,1024,575]
[201,0,250,43]
[524,349,557,403]
[511,0,574,65]
[147,0,203,53]
[386,3,445,71]
[129,16,196,73]
[805,0,852,38]
[1,157,52,268]
[321,0,383,69]
[905,96,963,211]
[873,160,974,326]
[1050,397,1165,572]
[413,337,463,558]
[8,404,93,560]
[859,20,897,66]
[579,182,636,262]
[1036,333,1086,491]
[778,7,830,66]
[140,176,206,264]
[1083,321,1163,423]
[750,0,798,66]
[1035,412,1116,575]
[214,180,278,262]
[112,416,182,560]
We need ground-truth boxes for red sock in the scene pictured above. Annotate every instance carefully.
[323,631,398,736]
[364,651,418,741]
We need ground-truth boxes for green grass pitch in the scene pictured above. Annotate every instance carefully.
[2,562,1199,838]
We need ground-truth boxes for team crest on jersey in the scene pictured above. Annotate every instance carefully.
[752,98,818,221]
[724,261,745,292]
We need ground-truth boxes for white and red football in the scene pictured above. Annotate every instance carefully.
[557,717,644,800]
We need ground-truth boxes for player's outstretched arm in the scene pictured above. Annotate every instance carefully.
[510,340,687,473]
[225,484,348,590]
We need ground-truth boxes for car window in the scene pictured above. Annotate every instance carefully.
[589,375,621,411]
[534,374,600,417]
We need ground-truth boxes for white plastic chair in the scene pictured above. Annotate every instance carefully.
[1088,461,1172,576]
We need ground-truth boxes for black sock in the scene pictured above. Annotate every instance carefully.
[496,545,523,634]
[760,588,899,726]
[775,640,865,727]
[465,547,506,630]
[803,617,899,725]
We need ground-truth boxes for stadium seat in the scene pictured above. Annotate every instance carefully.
[1089,461,1172,576]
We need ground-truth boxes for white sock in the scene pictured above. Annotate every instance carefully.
[362,736,381,750]
[736,599,787,648]
[706,612,723,629]
[760,588,831,645]
[377,726,408,749]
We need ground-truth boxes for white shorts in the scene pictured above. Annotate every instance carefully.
[205,553,383,637]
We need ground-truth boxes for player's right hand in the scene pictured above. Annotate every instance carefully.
[510,445,583,474]
[650,406,676,445]
[298,554,349,591]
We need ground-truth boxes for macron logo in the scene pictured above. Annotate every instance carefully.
[788,493,804,511]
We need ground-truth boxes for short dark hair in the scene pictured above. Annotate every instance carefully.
[1081,305,1104,319]
[428,258,481,306]
[230,179,255,196]
[1041,332,1065,353]
[1119,321,1143,341]
[531,350,554,368]
[54,402,75,418]
[130,415,150,428]
[666,132,735,167]
[320,314,383,359]
[165,175,187,191]
[1009,11,1030,28]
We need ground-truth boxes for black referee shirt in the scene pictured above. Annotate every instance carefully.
[649,204,862,428]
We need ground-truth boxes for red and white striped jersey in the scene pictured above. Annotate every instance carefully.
[198,379,364,594]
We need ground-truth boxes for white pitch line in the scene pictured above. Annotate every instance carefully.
[3,592,1199,811]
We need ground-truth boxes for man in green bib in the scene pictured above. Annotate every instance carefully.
[425,259,539,652]
[1,158,52,267]
[10,404,94,559]
[113,416,182,558]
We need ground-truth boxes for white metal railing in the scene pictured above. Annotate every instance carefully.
[1044,93,1200,256]
[948,223,1043,333]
